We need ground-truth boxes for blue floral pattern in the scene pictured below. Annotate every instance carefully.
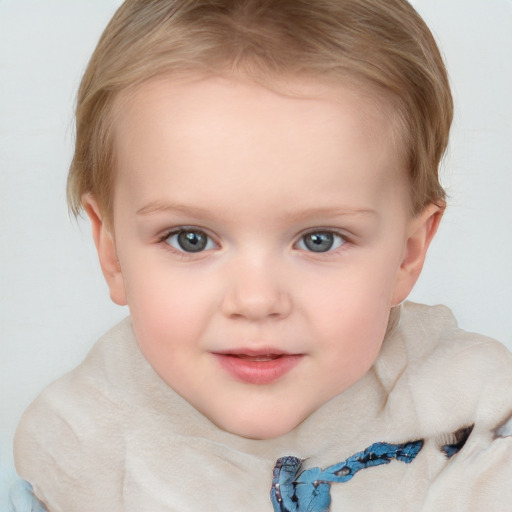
[271,440,424,512]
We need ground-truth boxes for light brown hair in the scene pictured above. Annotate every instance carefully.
[67,0,453,223]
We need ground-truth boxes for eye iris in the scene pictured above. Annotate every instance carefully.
[304,232,334,252]
[177,231,207,252]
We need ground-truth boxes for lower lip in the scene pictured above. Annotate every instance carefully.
[213,354,302,385]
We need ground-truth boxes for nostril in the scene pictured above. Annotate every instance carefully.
[220,287,292,321]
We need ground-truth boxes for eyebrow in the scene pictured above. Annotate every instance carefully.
[136,200,377,221]
[137,201,212,217]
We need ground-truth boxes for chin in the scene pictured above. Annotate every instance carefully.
[217,412,305,440]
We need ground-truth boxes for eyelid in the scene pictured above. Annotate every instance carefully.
[296,227,349,241]
[294,228,349,252]
[158,226,220,253]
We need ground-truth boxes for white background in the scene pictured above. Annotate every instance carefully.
[1,0,511,494]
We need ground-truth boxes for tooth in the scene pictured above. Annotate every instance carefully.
[238,354,280,361]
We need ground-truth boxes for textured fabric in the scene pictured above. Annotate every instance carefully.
[7,479,48,512]
[14,302,512,511]
[270,440,424,511]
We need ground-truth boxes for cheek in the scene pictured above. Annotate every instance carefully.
[121,260,218,351]
[318,298,389,355]
[314,300,388,393]
[305,258,398,356]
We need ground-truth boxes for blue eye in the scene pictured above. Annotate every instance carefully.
[297,231,345,253]
[165,229,216,253]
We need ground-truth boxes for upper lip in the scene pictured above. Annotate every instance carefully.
[213,347,295,357]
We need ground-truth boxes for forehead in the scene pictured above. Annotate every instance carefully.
[114,73,399,152]
[110,74,406,214]
[115,70,398,129]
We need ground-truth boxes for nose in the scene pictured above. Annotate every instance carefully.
[221,256,292,321]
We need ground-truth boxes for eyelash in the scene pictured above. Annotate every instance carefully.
[156,227,350,256]
[294,229,348,255]
[157,227,217,257]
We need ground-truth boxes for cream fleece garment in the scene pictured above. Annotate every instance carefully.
[14,302,512,511]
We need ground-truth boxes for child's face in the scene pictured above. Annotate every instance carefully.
[87,75,438,439]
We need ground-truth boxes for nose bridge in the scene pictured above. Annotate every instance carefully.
[221,249,292,321]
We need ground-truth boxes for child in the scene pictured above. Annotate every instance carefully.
[13,0,512,510]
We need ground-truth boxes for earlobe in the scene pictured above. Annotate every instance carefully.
[392,203,444,306]
[82,194,127,306]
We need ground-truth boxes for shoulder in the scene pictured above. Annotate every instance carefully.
[421,430,512,511]
[397,301,512,379]
[386,302,512,433]
[387,303,512,509]
[16,317,138,441]
[398,301,509,362]
[13,318,136,507]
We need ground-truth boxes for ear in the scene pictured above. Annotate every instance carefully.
[391,203,444,306]
[82,194,127,306]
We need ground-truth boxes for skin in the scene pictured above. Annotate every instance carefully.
[84,75,442,439]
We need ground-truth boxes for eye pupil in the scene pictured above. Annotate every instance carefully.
[304,232,334,252]
[177,231,207,252]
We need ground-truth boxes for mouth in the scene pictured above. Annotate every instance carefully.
[212,350,302,385]
[227,353,285,362]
